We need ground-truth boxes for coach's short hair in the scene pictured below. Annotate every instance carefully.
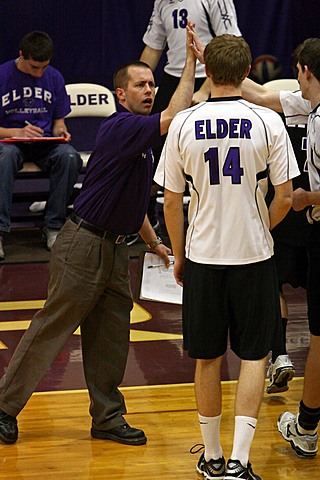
[204,34,251,87]
[113,61,152,90]
[293,38,320,82]
[20,31,53,61]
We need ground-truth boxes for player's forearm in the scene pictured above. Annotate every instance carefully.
[138,214,159,245]
[269,200,292,230]
[241,78,283,112]
[269,182,293,230]
[293,188,320,209]
[163,190,185,259]
[140,45,163,71]
[306,191,320,205]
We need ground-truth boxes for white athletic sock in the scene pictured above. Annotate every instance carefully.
[230,415,257,467]
[198,413,223,461]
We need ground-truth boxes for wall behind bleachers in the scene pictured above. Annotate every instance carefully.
[0,1,319,90]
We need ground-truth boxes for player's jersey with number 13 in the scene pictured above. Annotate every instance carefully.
[143,0,241,77]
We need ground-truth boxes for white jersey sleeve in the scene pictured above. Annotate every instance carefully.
[154,112,189,193]
[265,111,301,186]
[205,0,241,36]
[313,112,320,159]
[280,90,310,126]
[142,2,167,51]
[307,109,320,192]
[280,90,320,192]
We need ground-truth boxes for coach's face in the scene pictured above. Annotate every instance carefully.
[117,66,156,115]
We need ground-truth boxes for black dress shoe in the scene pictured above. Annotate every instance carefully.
[0,409,18,444]
[91,422,147,445]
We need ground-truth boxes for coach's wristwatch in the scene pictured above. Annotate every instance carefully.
[146,236,163,250]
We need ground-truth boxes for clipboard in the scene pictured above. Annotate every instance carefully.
[0,137,68,143]
[136,251,182,305]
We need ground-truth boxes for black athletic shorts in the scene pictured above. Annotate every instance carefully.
[306,223,320,336]
[182,257,281,360]
[273,240,308,289]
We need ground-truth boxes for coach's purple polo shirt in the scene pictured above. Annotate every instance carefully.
[73,105,161,234]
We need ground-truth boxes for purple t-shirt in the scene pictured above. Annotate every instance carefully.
[74,105,162,234]
[0,59,71,135]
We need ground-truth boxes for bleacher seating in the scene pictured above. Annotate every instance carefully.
[12,84,116,225]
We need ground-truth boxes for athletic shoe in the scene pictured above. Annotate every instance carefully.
[29,201,46,213]
[42,227,60,251]
[277,411,318,458]
[0,409,18,444]
[196,452,225,479]
[266,355,295,394]
[224,459,262,479]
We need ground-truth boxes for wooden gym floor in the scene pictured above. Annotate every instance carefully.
[0,244,319,479]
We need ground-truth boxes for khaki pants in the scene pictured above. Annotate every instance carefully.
[0,219,133,430]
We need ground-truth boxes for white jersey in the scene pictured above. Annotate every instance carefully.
[143,0,241,77]
[154,98,300,265]
[280,90,320,193]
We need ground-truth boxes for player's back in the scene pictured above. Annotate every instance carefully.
[170,98,295,265]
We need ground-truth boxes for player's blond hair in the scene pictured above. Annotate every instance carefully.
[204,34,251,87]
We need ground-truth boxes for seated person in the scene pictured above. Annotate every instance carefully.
[0,31,82,259]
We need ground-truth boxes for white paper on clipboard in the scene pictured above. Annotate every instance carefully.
[139,252,182,305]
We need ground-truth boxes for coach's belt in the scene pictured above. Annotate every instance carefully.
[70,213,126,244]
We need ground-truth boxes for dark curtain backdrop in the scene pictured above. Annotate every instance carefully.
[0,0,319,89]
